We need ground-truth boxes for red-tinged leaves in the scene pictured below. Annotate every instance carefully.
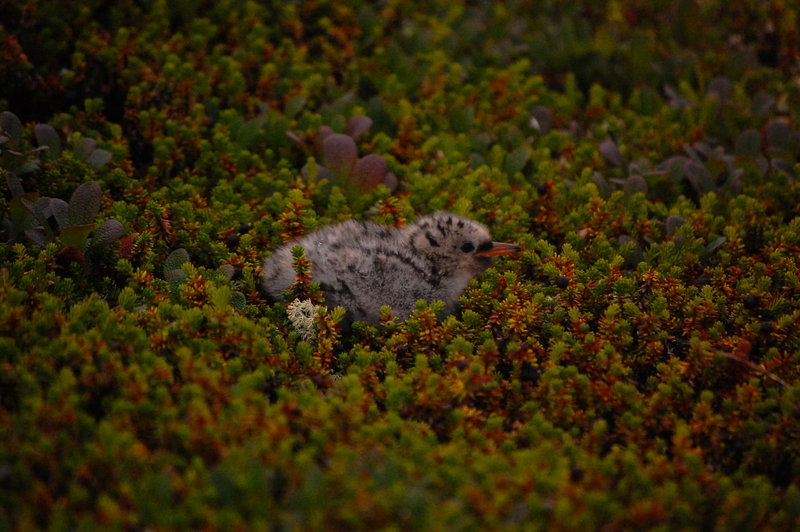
[117,234,136,259]
[55,246,86,272]
[351,153,388,190]
[322,133,358,176]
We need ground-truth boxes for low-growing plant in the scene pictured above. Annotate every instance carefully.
[289,115,399,196]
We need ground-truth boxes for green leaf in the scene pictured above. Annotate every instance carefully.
[301,162,331,182]
[14,160,41,175]
[234,117,262,149]
[285,95,306,119]
[49,198,69,229]
[750,91,774,116]
[618,235,644,266]
[665,215,685,237]
[218,263,235,280]
[76,137,98,160]
[230,291,246,310]
[117,286,138,311]
[8,193,39,237]
[530,106,553,134]
[449,105,475,133]
[766,119,799,155]
[209,284,232,311]
[591,172,612,199]
[5,172,24,196]
[34,123,62,160]
[366,96,393,135]
[93,219,125,247]
[30,197,52,227]
[503,146,532,176]
[684,161,714,194]
[60,224,95,250]
[24,227,48,247]
[0,111,23,144]
[703,236,727,256]
[87,149,112,169]
[68,181,102,226]
[599,139,626,168]
[734,129,762,157]
[164,248,190,277]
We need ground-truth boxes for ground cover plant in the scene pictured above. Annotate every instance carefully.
[1,1,800,530]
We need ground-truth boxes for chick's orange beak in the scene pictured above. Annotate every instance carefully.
[473,242,522,258]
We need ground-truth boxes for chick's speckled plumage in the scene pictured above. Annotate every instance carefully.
[261,212,520,324]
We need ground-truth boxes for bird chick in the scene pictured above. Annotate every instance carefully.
[261,212,520,324]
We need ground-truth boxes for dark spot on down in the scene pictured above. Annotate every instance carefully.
[425,231,440,247]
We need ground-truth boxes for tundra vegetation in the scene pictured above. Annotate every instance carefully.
[1,1,800,530]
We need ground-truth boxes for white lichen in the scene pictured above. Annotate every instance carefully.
[286,298,319,342]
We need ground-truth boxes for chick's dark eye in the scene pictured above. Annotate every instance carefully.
[460,242,475,253]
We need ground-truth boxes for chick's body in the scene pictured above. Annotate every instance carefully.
[262,212,519,324]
